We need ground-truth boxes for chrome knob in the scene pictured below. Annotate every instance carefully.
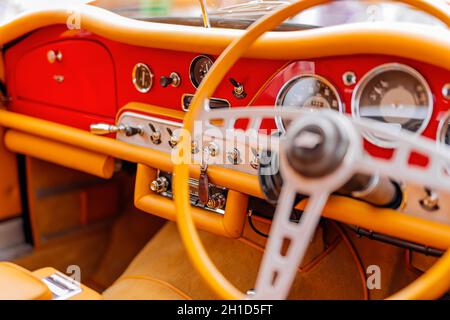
[47,50,63,63]
[150,176,169,193]
[191,140,200,154]
[206,193,226,210]
[227,148,241,165]
[419,188,439,211]
[250,148,260,170]
[206,141,219,157]
[90,123,143,136]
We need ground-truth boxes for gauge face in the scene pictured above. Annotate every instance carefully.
[275,75,343,132]
[189,55,214,88]
[438,114,450,147]
[353,63,433,148]
[132,63,153,93]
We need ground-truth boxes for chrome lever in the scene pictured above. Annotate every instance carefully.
[90,123,144,136]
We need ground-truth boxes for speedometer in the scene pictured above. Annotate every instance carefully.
[352,63,433,148]
[275,75,343,133]
[189,55,214,88]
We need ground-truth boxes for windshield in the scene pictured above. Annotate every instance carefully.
[95,0,446,27]
[0,0,447,28]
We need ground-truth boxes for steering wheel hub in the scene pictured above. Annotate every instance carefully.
[285,115,349,178]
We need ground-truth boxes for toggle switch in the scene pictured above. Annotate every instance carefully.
[229,78,247,99]
[166,127,180,148]
[160,72,181,88]
[148,123,162,144]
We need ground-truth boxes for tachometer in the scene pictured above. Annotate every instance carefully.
[352,63,433,148]
[275,75,343,132]
[189,55,214,88]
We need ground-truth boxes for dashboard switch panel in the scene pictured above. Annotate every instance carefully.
[116,111,258,175]
[153,171,227,214]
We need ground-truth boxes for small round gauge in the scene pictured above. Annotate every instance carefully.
[275,75,343,132]
[352,63,433,148]
[438,112,450,147]
[132,63,153,93]
[189,55,214,88]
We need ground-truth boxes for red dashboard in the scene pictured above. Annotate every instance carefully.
[4,24,450,163]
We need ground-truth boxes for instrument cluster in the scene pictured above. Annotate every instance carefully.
[264,58,450,225]
[273,60,449,151]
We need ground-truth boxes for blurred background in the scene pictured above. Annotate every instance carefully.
[0,0,447,27]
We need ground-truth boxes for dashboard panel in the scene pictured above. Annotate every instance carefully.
[4,25,286,130]
[4,23,450,227]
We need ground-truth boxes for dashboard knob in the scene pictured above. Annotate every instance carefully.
[206,141,219,157]
[227,148,241,165]
[47,50,63,63]
[150,176,169,193]
[160,72,181,88]
[90,123,143,136]
[206,193,226,210]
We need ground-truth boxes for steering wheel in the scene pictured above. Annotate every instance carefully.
[173,0,450,299]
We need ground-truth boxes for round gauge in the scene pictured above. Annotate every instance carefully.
[352,63,433,148]
[132,63,153,93]
[275,75,343,132]
[438,112,450,147]
[189,55,214,88]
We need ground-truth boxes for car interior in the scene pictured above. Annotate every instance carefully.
[0,0,450,300]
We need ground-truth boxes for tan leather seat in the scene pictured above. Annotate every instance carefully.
[0,262,101,300]
[103,222,365,300]
[0,262,52,300]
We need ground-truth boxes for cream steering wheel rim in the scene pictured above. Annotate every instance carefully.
[173,0,450,300]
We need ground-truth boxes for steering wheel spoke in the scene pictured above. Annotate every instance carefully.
[252,185,330,299]
[354,119,450,193]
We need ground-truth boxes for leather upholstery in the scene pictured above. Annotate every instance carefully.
[103,222,365,300]
[32,267,102,300]
[0,262,52,300]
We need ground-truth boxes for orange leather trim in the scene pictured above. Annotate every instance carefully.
[0,55,22,220]
[4,130,115,179]
[0,262,52,300]
[134,164,248,238]
[0,128,22,221]
[1,4,450,70]
[296,196,450,250]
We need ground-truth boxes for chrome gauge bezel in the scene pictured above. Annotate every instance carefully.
[275,74,344,133]
[351,63,434,149]
[132,63,153,93]
[437,110,450,149]
[189,55,214,88]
